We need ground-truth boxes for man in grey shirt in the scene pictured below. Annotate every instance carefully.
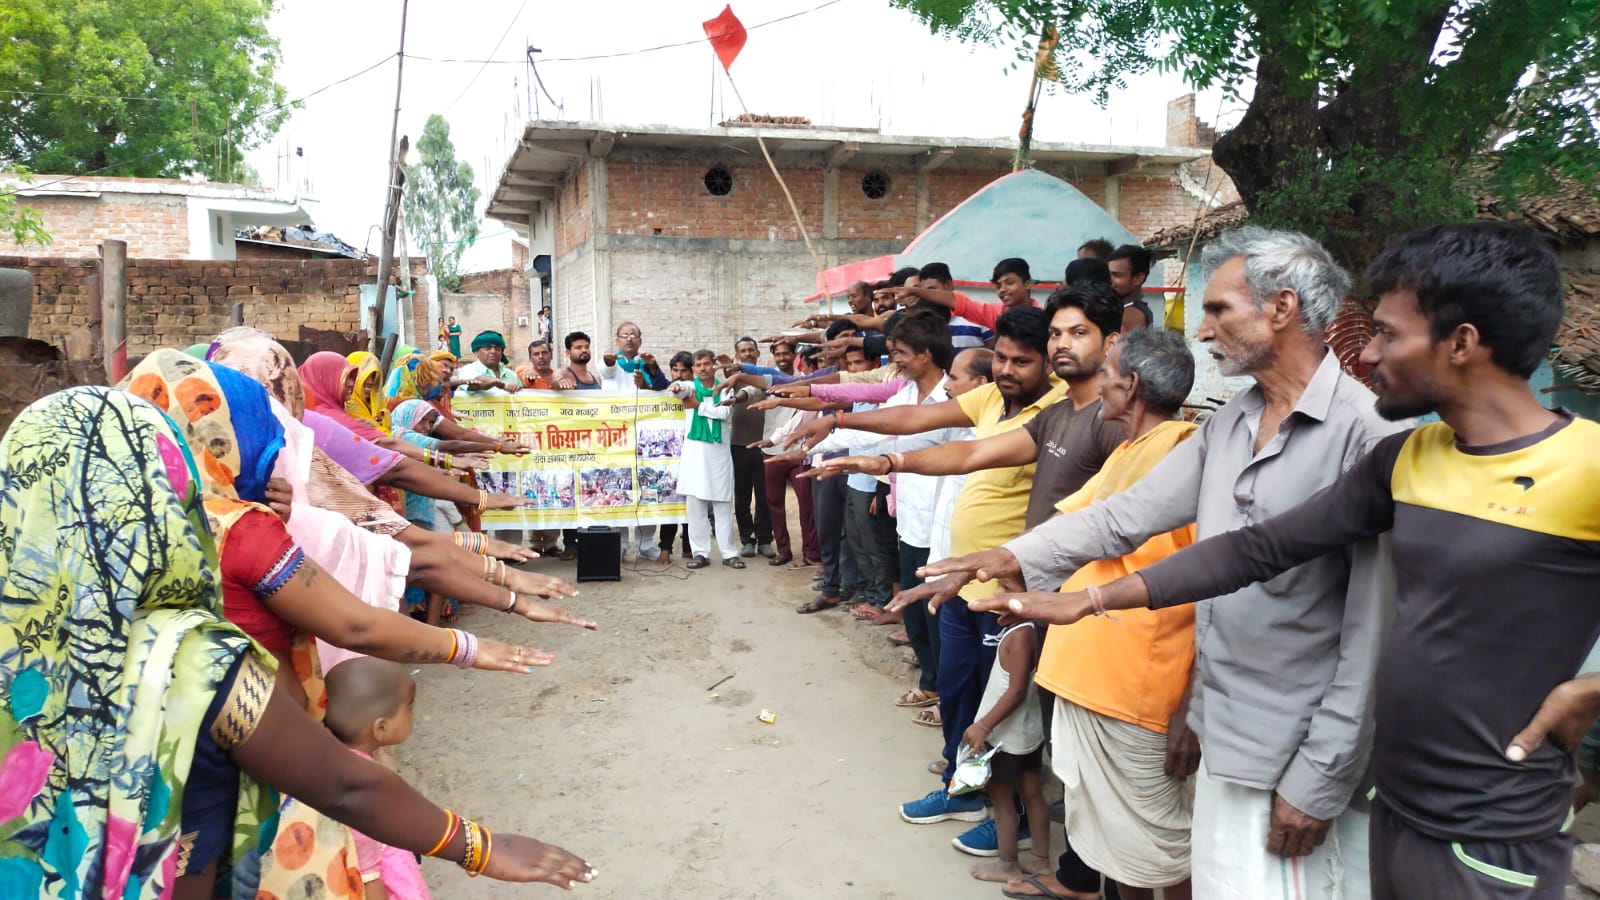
[922,227,1400,900]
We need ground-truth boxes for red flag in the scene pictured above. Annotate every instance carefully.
[702,5,747,73]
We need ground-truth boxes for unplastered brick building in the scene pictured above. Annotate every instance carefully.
[486,96,1232,358]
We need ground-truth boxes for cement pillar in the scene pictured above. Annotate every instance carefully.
[0,268,33,338]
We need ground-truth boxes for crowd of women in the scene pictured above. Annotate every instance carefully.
[0,329,602,897]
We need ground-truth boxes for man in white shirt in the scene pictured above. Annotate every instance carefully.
[454,330,523,396]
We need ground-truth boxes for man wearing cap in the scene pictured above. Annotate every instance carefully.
[454,330,523,395]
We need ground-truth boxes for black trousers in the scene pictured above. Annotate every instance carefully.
[730,444,773,545]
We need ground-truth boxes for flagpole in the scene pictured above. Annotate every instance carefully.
[722,77,830,299]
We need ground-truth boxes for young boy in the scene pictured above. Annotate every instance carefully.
[324,658,430,900]
[963,620,1048,884]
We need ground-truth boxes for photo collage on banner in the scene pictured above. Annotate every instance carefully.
[453,389,689,530]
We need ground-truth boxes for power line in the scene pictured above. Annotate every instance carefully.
[442,0,530,114]
[0,88,187,104]
[0,53,397,198]
[403,0,847,65]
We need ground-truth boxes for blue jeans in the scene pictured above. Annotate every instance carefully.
[938,596,1000,785]
[898,541,938,693]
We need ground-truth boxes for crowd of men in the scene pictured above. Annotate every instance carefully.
[459,222,1600,900]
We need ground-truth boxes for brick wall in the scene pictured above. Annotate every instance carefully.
[835,164,918,240]
[0,194,191,258]
[606,156,826,241]
[1116,174,1212,243]
[453,267,533,354]
[4,255,427,355]
[555,168,591,257]
[550,244,596,363]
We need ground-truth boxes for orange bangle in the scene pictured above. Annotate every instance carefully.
[474,826,493,875]
[425,810,458,857]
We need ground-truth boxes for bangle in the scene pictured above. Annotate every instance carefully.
[446,629,460,664]
[831,410,841,432]
[476,827,493,876]
[481,554,492,581]
[477,489,490,513]
[504,591,518,613]
[880,454,895,472]
[459,819,483,874]
[425,810,459,857]
[443,452,454,471]
[450,629,477,669]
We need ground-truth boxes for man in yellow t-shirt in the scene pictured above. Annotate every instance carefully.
[786,306,1064,823]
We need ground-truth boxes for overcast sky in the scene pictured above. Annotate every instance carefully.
[247,0,1236,272]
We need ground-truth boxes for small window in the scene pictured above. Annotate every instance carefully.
[704,165,734,196]
[861,170,890,200]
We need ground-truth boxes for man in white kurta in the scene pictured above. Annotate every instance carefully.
[669,351,743,568]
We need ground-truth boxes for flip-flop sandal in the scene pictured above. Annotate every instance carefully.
[912,708,941,727]
[722,558,746,569]
[887,630,911,646]
[796,595,842,615]
[768,553,793,566]
[896,688,938,708]
[686,556,710,569]
[927,759,948,776]
[900,650,919,666]
[1002,874,1081,900]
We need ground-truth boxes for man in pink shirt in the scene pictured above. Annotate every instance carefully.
[882,257,1038,329]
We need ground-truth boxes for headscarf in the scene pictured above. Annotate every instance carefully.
[209,329,306,419]
[0,387,274,898]
[299,352,385,442]
[183,343,210,359]
[344,351,391,434]
[211,336,411,536]
[469,331,505,352]
[384,353,444,408]
[390,399,442,525]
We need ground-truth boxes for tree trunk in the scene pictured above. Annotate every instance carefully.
[1211,53,1322,210]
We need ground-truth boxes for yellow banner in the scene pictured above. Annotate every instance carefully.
[452,389,688,530]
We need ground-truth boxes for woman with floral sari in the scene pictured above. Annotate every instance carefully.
[0,388,596,898]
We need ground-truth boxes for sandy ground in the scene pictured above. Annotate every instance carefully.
[400,535,1043,899]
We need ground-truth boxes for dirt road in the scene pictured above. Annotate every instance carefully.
[401,546,1029,899]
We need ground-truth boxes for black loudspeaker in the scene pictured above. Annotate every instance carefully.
[575,527,621,582]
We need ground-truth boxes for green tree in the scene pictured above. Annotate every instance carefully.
[893,0,1600,270]
[405,115,481,293]
[0,0,289,181]
[0,171,52,248]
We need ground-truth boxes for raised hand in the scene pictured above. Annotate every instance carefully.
[475,636,554,672]
[966,590,1091,625]
[781,415,835,451]
[768,383,811,399]
[481,833,596,889]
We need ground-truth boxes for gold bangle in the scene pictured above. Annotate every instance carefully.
[460,820,482,874]
[425,810,458,857]
[474,826,493,876]
[477,489,489,513]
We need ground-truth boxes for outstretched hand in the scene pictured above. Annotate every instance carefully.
[484,538,539,562]
[802,454,888,481]
[518,598,598,630]
[916,548,1025,595]
[475,637,554,672]
[886,575,967,615]
[481,833,596,889]
[507,570,581,600]
[964,590,1089,625]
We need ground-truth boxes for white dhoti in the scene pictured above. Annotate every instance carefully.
[1054,698,1194,889]
[1189,760,1371,900]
